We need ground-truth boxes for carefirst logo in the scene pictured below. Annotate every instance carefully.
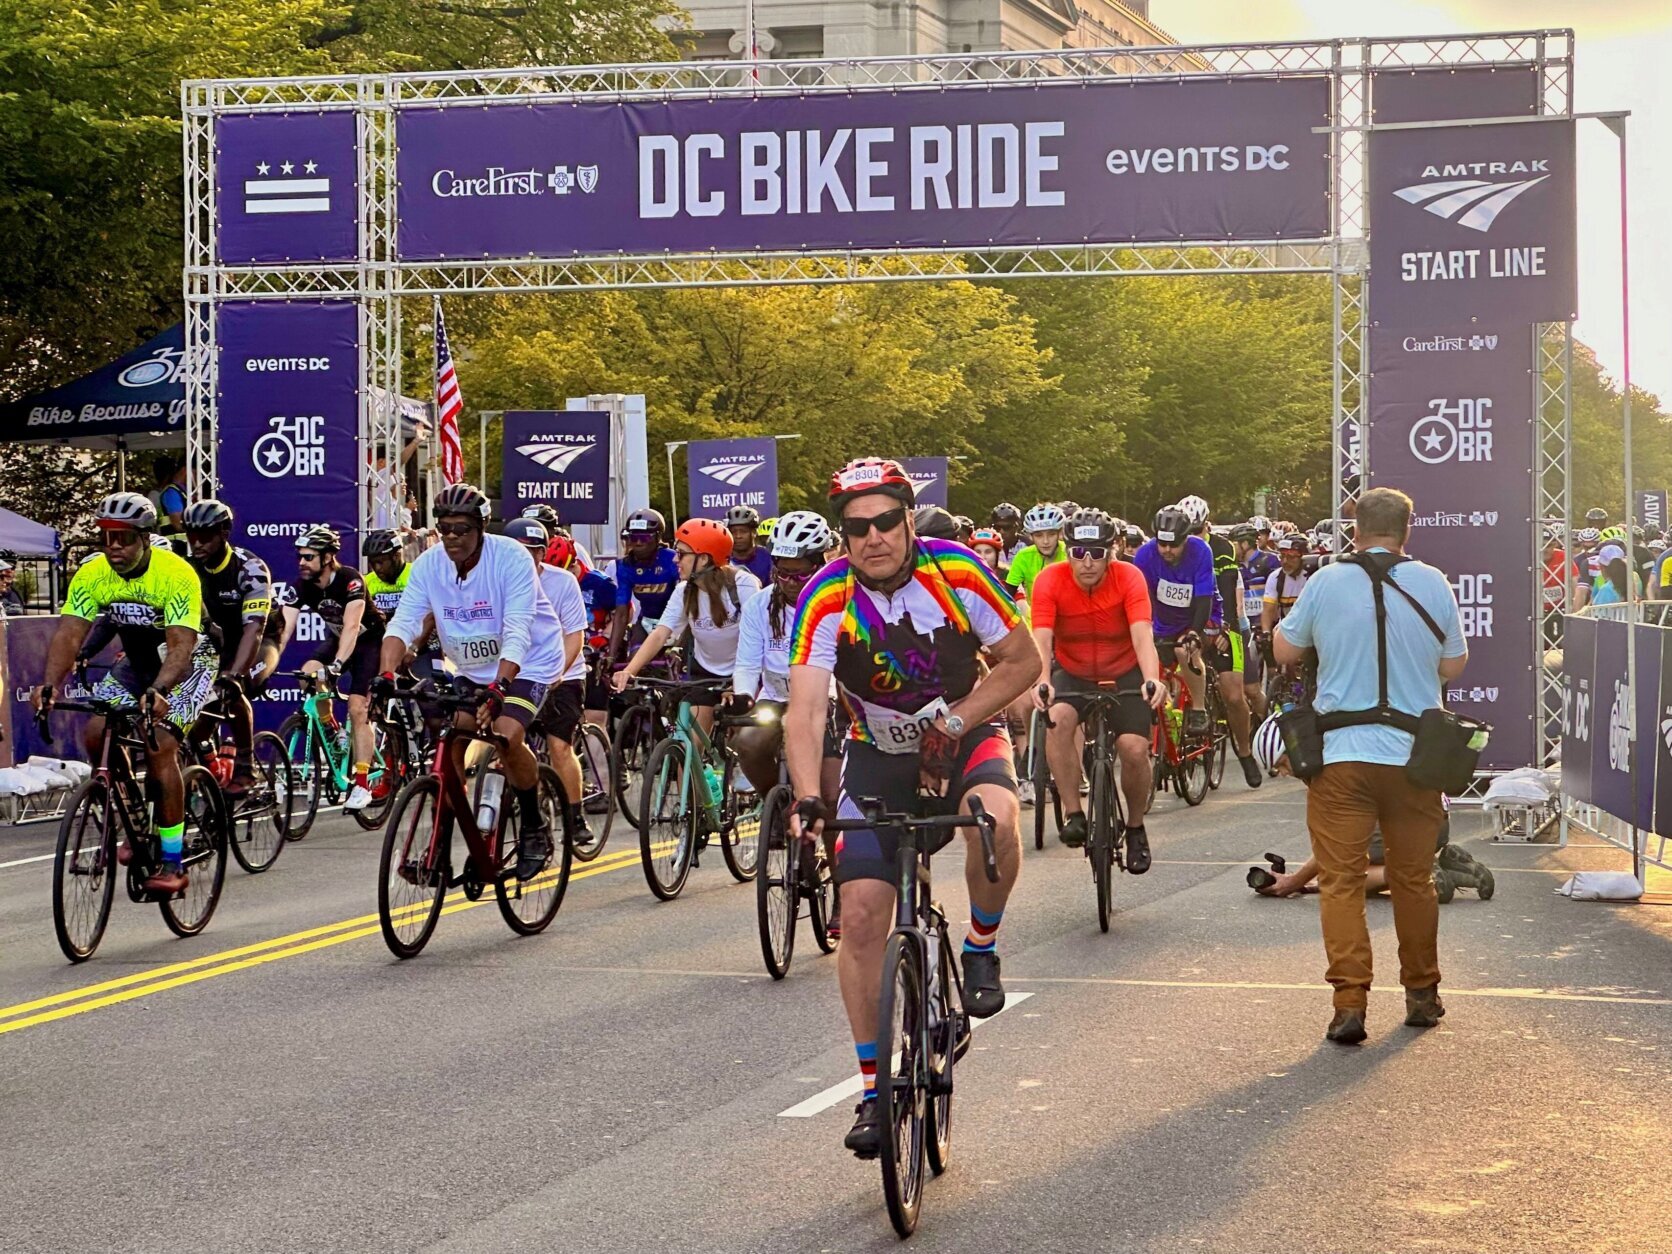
[1400,333,1499,353]
[431,164,599,198]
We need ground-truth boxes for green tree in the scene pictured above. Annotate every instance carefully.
[1562,341,1672,522]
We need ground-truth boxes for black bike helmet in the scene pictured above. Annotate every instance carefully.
[503,517,549,548]
[953,514,976,541]
[363,529,402,559]
[434,483,490,521]
[181,499,234,531]
[622,507,666,539]
[294,524,341,553]
[913,505,959,540]
[1065,509,1118,549]
[1152,507,1192,544]
[725,504,760,529]
[990,502,1023,525]
[1228,522,1258,544]
[520,503,561,530]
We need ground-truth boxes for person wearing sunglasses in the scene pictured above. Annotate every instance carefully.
[1133,504,1217,740]
[784,457,1041,1159]
[729,511,836,797]
[608,508,679,665]
[375,483,569,881]
[1029,510,1165,862]
[612,517,761,740]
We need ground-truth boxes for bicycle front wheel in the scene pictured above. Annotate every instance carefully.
[1089,757,1116,934]
[925,935,958,1176]
[639,737,696,900]
[229,731,292,874]
[755,786,797,979]
[378,776,448,958]
[278,714,323,840]
[495,764,573,936]
[1204,684,1229,791]
[1177,737,1210,807]
[353,720,405,831]
[721,774,761,882]
[612,705,655,832]
[53,776,118,963]
[571,722,615,861]
[877,932,927,1238]
[159,765,229,938]
[1029,714,1049,852]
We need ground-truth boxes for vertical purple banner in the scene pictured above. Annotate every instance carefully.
[1636,489,1667,533]
[1367,325,1536,768]
[502,411,612,525]
[1632,623,1663,831]
[686,438,778,521]
[901,458,949,509]
[216,112,360,265]
[216,300,362,587]
[1656,627,1672,836]
[1590,617,1632,821]
[1560,615,1596,804]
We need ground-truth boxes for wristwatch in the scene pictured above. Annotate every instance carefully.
[943,713,967,737]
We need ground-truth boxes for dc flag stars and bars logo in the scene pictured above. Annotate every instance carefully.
[1392,175,1550,233]
[518,442,594,474]
[434,296,465,484]
[700,461,764,487]
[245,159,330,215]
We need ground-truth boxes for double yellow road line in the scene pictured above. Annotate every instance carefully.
[0,842,655,1038]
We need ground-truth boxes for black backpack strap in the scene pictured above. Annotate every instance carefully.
[1315,553,1422,736]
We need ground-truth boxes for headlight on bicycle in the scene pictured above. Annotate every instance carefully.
[753,704,780,726]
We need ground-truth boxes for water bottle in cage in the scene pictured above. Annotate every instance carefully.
[477,772,505,833]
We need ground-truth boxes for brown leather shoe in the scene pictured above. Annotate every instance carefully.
[1405,985,1446,1028]
[143,865,189,895]
[1325,1008,1368,1045]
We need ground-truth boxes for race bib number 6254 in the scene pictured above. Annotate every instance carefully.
[1156,579,1193,609]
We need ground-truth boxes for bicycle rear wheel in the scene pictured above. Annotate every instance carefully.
[1089,758,1116,933]
[379,776,448,958]
[925,935,958,1176]
[495,764,572,935]
[229,731,292,874]
[721,773,761,882]
[571,722,615,861]
[877,933,926,1238]
[1177,737,1210,807]
[1204,683,1229,790]
[159,765,229,937]
[639,737,696,900]
[755,786,796,979]
[1030,716,1049,852]
[53,776,118,963]
[353,721,405,831]
[612,705,654,832]
[278,714,323,840]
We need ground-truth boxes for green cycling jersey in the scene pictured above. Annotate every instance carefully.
[363,564,411,616]
[1004,541,1066,599]
[65,549,204,663]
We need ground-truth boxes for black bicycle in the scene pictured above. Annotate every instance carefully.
[41,696,229,963]
[184,675,295,873]
[755,781,835,980]
[822,795,1000,1237]
[608,649,682,832]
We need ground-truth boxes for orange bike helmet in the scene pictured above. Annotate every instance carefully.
[675,517,733,567]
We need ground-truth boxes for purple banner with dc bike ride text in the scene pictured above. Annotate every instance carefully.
[900,458,950,509]
[1366,323,1537,771]
[686,437,778,521]
[215,111,360,266]
[502,411,612,526]
[394,76,1331,260]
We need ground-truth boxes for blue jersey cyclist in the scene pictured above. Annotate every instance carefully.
[725,504,776,583]
[609,508,681,661]
[1132,504,1221,739]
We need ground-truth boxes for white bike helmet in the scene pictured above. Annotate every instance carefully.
[1252,717,1288,775]
[1177,495,1210,528]
[770,510,835,560]
[1576,526,1600,545]
[1248,515,1272,535]
[1023,503,1065,534]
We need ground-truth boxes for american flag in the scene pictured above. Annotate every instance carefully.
[434,296,465,484]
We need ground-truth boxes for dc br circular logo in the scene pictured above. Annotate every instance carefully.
[252,416,327,478]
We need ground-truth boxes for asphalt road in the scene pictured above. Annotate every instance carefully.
[2,777,1670,1254]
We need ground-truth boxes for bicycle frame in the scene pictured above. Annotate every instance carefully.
[1154,659,1218,768]
[47,701,164,882]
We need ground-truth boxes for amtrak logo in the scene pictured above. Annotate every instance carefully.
[906,472,939,495]
[1393,168,1549,234]
[699,460,765,488]
[517,441,594,473]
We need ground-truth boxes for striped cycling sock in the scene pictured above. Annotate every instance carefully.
[856,1040,878,1101]
[158,821,184,868]
[964,903,1002,955]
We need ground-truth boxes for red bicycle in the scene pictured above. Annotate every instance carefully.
[376,679,572,958]
[1151,637,1226,807]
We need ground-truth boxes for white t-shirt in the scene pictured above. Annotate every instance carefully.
[733,585,793,702]
[386,533,563,685]
[537,563,589,682]
[657,569,762,677]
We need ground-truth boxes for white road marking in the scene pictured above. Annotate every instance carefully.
[778,991,1035,1118]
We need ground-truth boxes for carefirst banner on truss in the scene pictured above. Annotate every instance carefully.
[394,77,1330,259]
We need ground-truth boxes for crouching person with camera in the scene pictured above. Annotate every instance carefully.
[1271,488,1481,1046]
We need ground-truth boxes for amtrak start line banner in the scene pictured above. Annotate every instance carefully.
[502,411,613,525]
[900,458,950,509]
[394,76,1330,260]
[686,438,778,521]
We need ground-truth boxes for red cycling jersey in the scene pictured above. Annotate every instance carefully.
[1029,560,1152,681]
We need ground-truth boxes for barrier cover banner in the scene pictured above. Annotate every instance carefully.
[1367,324,1536,768]
[502,411,612,525]
[395,76,1331,260]
[216,112,360,265]
[1590,617,1632,821]
[901,458,950,509]
[1636,489,1667,533]
[1657,626,1672,835]
[216,301,361,595]
[1371,66,1540,126]
[1368,117,1576,329]
[1632,622,1663,831]
[687,437,778,521]
[1560,614,1596,804]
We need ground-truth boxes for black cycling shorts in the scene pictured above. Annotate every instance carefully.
[584,664,610,713]
[312,632,383,698]
[533,679,585,744]
[683,658,729,709]
[831,722,1016,886]
[1049,666,1153,740]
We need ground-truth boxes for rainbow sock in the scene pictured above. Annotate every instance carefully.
[158,821,184,868]
[856,1040,878,1101]
[964,903,1002,955]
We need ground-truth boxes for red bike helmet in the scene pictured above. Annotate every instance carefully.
[675,517,733,566]
[828,457,915,513]
[545,533,576,569]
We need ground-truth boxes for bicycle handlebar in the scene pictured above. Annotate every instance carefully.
[822,794,1000,884]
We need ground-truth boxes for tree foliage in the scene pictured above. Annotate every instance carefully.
[1563,342,1672,520]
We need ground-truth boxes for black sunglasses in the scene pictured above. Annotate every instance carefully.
[839,507,908,539]
[435,521,477,538]
[1070,545,1109,561]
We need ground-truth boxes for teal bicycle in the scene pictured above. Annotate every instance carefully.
[278,670,402,837]
[634,677,761,900]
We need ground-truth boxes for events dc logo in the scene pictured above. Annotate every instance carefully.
[1565,681,1591,742]
[1450,573,1494,639]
